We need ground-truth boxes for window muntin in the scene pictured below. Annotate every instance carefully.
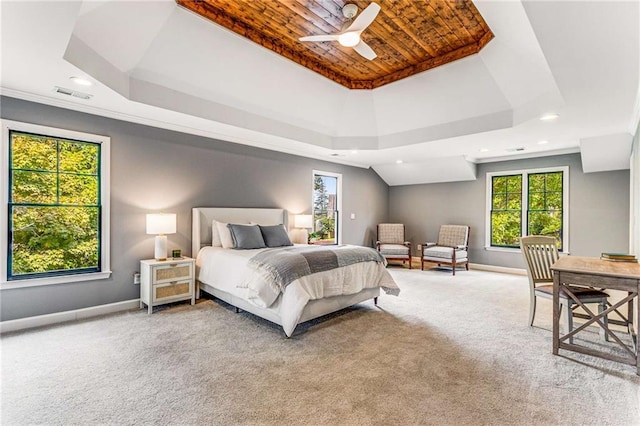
[486,167,568,252]
[8,131,101,280]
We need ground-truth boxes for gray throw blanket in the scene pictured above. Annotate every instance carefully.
[247,245,387,294]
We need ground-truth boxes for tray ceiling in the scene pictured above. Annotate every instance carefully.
[176,0,494,89]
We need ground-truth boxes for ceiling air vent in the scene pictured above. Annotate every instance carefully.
[506,147,526,152]
[53,86,93,100]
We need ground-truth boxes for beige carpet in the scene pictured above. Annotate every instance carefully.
[1,268,639,425]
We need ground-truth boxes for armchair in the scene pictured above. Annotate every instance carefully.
[421,225,470,275]
[376,223,412,269]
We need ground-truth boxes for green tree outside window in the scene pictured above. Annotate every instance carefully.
[9,131,101,279]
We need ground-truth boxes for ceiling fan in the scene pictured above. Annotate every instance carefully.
[299,2,381,60]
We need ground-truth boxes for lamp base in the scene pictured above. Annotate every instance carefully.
[154,235,168,261]
[289,228,309,245]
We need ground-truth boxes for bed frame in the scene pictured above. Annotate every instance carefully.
[192,207,379,335]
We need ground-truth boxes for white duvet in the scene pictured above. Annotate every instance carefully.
[196,246,397,336]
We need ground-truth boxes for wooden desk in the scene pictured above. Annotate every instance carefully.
[551,256,640,374]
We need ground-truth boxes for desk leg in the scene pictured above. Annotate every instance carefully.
[553,272,560,355]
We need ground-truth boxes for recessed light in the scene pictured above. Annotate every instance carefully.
[540,113,559,121]
[479,148,490,152]
[70,76,93,86]
[537,140,549,145]
[350,150,358,154]
[396,160,403,164]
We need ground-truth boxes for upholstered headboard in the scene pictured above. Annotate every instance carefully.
[192,207,288,256]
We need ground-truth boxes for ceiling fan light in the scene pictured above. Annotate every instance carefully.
[338,32,360,47]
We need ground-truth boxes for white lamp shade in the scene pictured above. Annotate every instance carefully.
[146,213,176,235]
[294,214,313,229]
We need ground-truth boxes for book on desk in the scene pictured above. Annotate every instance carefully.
[600,252,638,263]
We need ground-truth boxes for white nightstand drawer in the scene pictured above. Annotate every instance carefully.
[140,257,195,314]
[153,262,192,284]
[153,280,193,302]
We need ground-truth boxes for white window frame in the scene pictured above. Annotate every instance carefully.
[485,166,569,253]
[312,170,342,245]
[1,120,111,289]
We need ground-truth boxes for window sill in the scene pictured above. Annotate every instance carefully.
[1,271,112,290]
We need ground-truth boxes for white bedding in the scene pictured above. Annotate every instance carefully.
[196,245,397,336]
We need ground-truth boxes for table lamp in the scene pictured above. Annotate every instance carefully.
[146,213,176,261]
[293,214,313,244]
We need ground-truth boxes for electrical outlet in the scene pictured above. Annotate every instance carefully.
[133,272,140,285]
[417,244,422,251]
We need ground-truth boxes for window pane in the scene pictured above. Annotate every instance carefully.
[60,174,99,205]
[10,133,57,171]
[492,176,506,192]
[507,176,522,192]
[313,174,338,245]
[506,193,521,210]
[11,170,57,204]
[547,191,562,209]
[528,192,545,210]
[528,211,562,241]
[546,172,562,189]
[492,193,506,210]
[529,174,545,192]
[59,141,99,174]
[10,206,99,276]
[491,211,521,247]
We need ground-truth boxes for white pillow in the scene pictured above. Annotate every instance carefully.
[216,221,235,249]
[211,220,222,247]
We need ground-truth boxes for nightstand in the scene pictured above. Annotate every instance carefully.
[140,257,195,314]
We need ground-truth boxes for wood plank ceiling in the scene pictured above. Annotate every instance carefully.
[176,0,494,90]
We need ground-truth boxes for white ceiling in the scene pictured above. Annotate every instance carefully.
[1,0,639,185]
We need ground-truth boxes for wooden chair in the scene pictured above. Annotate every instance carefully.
[421,225,470,275]
[520,235,609,342]
[376,224,412,269]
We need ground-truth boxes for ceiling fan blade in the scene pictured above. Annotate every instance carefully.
[345,2,381,33]
[353,41,377,60]
[299,35,340,42]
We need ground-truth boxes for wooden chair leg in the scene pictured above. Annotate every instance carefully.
[529,295,537,326]
[452,262,456,276]
[408,256,412,269]
[465,263,469,271]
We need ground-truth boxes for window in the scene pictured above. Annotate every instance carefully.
[1,120,111,287]
[312,171,341,245]
[486,167,568,251]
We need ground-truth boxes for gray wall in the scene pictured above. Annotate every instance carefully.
[390,154,630,269]
[0,96,389,321]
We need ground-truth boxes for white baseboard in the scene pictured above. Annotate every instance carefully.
[469,263,527,275]
[0,299,140,334]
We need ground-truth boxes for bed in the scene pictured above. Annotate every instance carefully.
[192,207,398,336]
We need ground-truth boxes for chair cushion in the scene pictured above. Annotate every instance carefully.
[379,244,410,257]
[535,285,608,299]
[422,246,467,261]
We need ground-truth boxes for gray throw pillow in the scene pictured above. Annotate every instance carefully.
[227,224,266,249]
[259,224,293,247]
